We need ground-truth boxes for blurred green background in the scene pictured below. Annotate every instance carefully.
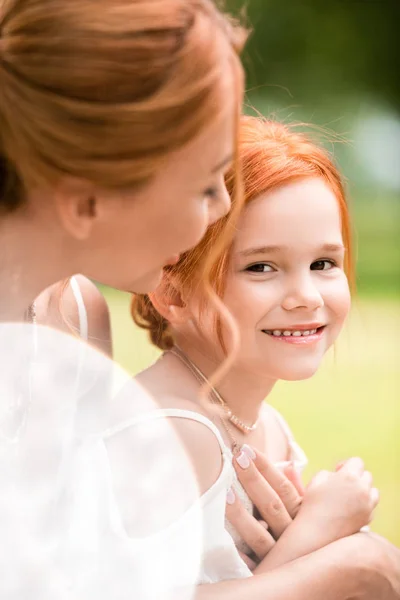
[104,0,399,546]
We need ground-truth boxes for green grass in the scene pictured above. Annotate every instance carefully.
[105,289,400,546]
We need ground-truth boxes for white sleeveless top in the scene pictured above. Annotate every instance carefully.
[62,283,307,585]
[99,406,307,585]
[93,409,253,586]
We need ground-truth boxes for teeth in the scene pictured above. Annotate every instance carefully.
[265,327,321,337]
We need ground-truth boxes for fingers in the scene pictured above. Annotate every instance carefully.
[248,446,303,519]
[283,462,305,497]
[370,487,380,509]
[337,460,380,517]
[341,457,365,476]
[361,470,373,488]
[226,488,275,559]
[308,469,330,488]
[335,460,346,471]
[238,552,257,571]
[233,448,292,538]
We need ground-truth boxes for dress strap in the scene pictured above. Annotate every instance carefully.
[70,276,88,341]
[100,408,229,456]
[263,404,308,470]
[266,404,296,442]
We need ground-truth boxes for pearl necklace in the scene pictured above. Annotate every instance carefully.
[169,346,258,451]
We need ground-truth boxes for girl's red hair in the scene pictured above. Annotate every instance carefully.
[132,116,353,350]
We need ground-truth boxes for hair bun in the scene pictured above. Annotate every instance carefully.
[131,294,174,351]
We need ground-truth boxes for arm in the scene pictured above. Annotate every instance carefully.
[35,275,112,356]
[195,533,400,600]
[70,275,112,356]
[254,458,378,572]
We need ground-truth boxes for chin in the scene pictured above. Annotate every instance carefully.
[277,362,321,382]
[127,269,164,295]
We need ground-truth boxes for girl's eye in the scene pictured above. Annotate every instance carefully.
[311,259,336,271]
[246,263,274,273]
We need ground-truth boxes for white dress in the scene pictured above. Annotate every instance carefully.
[0,280,307,597]
[62,282,308,586]
[1,279,201,599]
[108,405,307,585]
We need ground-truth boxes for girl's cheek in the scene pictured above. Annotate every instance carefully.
[327,278,351,323]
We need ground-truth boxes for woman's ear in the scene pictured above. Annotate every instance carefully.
[149,275,191,325]
[53,177,98,240]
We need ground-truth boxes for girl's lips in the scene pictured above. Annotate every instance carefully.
[262,326,326,345]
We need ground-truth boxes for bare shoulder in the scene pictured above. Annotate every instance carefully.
[135,367,224,497]
[170,408,224,496]
[106,380,224,536]
[35,276,112,356]
[72,275,112,355]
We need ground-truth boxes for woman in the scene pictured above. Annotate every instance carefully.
[0,0,245,319]
[0,1,245,597]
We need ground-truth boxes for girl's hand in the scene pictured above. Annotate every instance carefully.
[251,456,379,573]
[225,445,303,560]
[233,445,303,534]
[298,457,379,538]
[226,486,275,561]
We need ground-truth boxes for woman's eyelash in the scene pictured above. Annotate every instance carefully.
[204,186,218,199]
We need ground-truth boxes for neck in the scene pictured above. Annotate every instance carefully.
[174,338,276,426]
[0,209,72,321]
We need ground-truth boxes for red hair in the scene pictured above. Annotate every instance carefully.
[132,115,353,350]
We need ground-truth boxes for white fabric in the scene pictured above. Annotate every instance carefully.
[69,276,88,341]
[0,324,204,599]
[268,404,308,471]
[107,408,253,585]
[102,405,307,584]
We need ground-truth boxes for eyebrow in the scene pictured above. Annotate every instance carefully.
[238,243,346,257]
[211,154,234,174]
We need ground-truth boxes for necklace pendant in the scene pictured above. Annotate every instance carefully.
[228,413,257,434]
[231,441,241,455]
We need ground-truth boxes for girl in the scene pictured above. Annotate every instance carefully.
[131,116,395,597]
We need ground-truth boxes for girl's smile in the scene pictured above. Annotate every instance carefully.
[261,325,326,345]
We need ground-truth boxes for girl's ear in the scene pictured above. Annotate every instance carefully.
[149,274,191,325]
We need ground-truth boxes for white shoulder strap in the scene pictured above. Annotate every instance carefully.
[100,408,228,455]
[265,404,308,469]
[265,404,296,442]
[70,276,88,341]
